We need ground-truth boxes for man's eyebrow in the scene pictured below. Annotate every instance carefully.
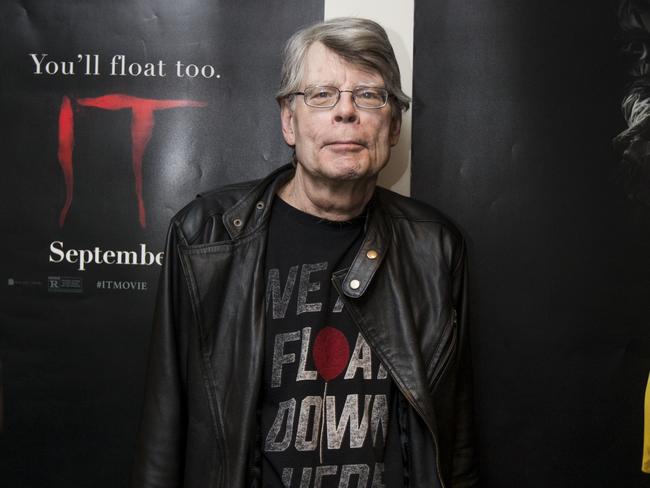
[303,80,337,86]
[304,81,383,88]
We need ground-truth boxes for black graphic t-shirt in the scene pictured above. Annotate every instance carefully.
[261,197,404,488]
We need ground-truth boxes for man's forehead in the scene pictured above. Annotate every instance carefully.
[301,42,383,86]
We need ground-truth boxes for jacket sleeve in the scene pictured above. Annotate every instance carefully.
[450,241,479,487]
[131,221,188,488]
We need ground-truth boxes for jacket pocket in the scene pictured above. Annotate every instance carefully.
[425,308,458,389]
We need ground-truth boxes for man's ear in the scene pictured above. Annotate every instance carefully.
[389,113,402,147]
[281,101,296,146]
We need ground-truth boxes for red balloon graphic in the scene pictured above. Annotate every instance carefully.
[313,327,350,382]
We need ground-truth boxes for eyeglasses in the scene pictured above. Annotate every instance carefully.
[290,85,390,109]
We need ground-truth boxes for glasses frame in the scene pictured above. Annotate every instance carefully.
[290,85,390,109]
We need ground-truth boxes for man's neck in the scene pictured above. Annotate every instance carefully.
[277,166,376,221]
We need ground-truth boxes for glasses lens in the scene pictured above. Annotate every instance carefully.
[303,86,339,107]
[353,87,388,108]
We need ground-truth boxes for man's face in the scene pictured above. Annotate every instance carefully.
[281,42,401,184]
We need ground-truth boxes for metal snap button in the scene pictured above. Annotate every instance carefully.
[349,279,361,290]
[366,249,378,260]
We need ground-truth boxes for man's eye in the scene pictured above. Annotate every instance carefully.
[359,89,381,99]
[307,88,335,102]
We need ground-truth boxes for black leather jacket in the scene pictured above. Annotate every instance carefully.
[131,165,478,488]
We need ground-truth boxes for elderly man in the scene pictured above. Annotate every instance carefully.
[132,17,477,488]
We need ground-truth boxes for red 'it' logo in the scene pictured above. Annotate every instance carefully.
[57,94,207,228]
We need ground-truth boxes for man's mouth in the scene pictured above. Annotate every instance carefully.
[324,140,366,150]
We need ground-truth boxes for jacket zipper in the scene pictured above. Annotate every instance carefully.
[395,382,447,488]
[335,273,456,488]
[399,307,457,488]
[385,308,458,488]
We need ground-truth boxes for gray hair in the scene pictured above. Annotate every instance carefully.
[276,17,411,116]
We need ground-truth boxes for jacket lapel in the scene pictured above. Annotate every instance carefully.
[331,201,438,436]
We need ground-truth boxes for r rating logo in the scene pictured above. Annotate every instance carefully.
[48,276,82,293]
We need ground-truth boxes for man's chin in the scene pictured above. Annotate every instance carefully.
[318,158,375,182]
[319,168,368,183]
[296,156,383,184]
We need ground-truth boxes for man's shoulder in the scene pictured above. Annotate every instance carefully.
[167,164,294,245]
[375,186,463,241]
[170,177,264,245]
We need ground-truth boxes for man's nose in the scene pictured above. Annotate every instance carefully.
[333,91,358,123]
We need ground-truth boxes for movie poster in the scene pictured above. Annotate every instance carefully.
[2,0,649,486]
[0,1,321,485]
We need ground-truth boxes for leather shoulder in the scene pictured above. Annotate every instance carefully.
[375,187,463,239]
[374,187,466,272]
[171,178,262,246]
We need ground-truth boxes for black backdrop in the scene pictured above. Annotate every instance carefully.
[0,1,321,486]
[412,1,650,487]
[1,1,650,487]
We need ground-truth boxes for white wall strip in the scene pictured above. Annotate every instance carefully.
[324,0,414,196]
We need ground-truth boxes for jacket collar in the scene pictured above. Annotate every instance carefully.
[223,164,393,299]
[222,164,295,239]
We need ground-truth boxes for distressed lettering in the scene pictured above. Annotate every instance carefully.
[370,395,389,446]
[296,327,318,381]
[264,398,296,452]
[326,394,372,449]
[295,395,322,451]
[297,262,327,314]
[338,464,369,488]
[314,465,338,487]
[266,265,299,319]
[271,331,301,387]
[344,334,372,380]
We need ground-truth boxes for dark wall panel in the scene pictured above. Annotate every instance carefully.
[413,1,649,487]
